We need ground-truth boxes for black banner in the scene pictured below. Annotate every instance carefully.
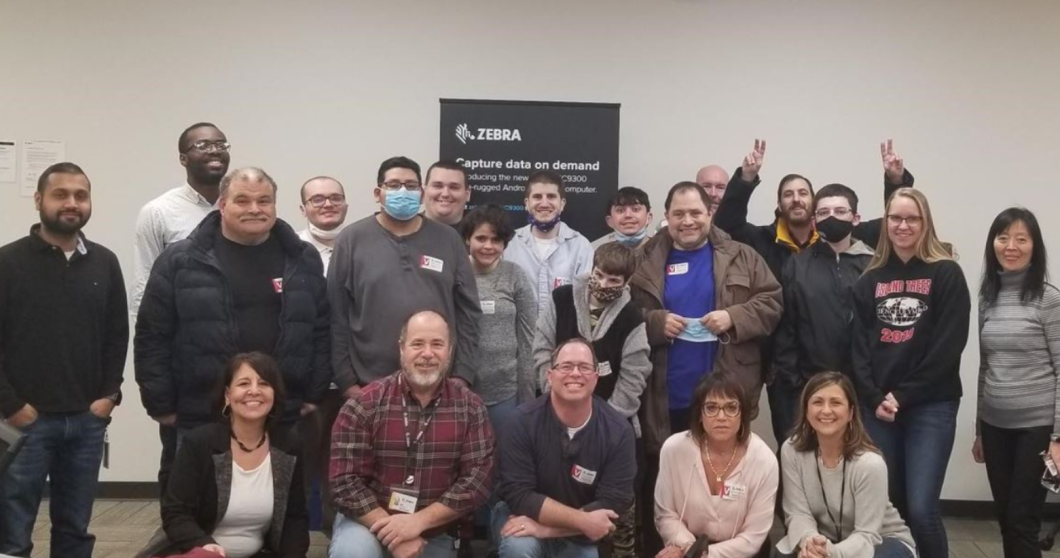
[439,99,620,242]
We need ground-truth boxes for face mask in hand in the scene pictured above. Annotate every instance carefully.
[815,217,854,243]
[677,320,718,343]
[382,187,422,221]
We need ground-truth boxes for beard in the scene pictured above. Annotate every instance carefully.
[404,368,444,390]
[784,204,812,227]
[41,209,90,235]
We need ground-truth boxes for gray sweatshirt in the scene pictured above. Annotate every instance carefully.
[327,214,481,389]
[977,270,1060,433]
[474,260,538,405]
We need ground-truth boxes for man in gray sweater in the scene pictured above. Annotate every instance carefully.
[327,156,482,397]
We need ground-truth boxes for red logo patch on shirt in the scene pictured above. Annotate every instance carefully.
[272,278,284,293]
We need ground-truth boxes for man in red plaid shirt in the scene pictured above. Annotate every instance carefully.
[328,310,494,558]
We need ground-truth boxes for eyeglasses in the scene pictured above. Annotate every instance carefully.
[886,214,923,227]
[552,362,598,375]
[703,402,740,417]
[305,194,346,208]
[814,207,852,219]
[380,180,422,192]
[185,140,231,153]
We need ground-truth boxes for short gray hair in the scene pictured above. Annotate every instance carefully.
[220,167,278,199]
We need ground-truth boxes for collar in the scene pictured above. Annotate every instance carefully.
[812,238,874,258]
[298,229,332,253]
[775,219,818,252]
[518,222,578,245]
[180,182,217,208]
[28,224,88,255]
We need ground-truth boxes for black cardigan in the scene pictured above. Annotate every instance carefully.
[154,422,309,558]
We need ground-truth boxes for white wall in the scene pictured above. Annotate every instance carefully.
[2,0,1058,499]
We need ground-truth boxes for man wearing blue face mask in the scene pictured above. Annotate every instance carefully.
[592,187,654,250]
[327,156,482,401]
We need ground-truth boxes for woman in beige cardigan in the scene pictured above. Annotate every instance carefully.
[654,374,779,558]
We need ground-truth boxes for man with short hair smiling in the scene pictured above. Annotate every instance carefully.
[0,162,129,558]
[298,175,348,275]
[422,159,471,228]
[329,310,494,558]
[494,337,636,558]
[592,187,654,250]
[505,171,594,311]
[135,167,331,438]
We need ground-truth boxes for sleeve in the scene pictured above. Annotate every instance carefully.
[451,239,483,385]
[891,262,971,408]
[644,308,671,348]
[573,237,595,278]
[830,456,887,558]
[712,168,763,244]
[160,432,217,549]
[707,446,779,558]
[725,250,783,345]
[329,396,381,518]
[607,323,652,419]
[653,440,698,549]
[583,419,637,514]
[133,249,180,418]
[852,169,914,249]
[0,261,25,418]
[1040,288,1060,435]
[772,258,802,391]
[976,300,988,436]
[776,442,820,555]
[514,267,539,404]
[530,293,559,395]
[851,276,886,410]
[306,250,331,403]
[100,253,129,399]
[438,395,495,514]
[130,204,165,316]
[327,234,360,391]
[278,442,311,558]
[497,410,548,520]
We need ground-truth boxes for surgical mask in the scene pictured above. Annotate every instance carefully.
[382,187,421,221]
[815,217,854,243]
[308,221,346,241]
[614,226,648,247]
[589,275,625,303]
[678,320,718,343]
[528,213,561,233]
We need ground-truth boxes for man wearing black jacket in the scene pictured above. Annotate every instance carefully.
[0,162,129,558]
[771,184,875,441]
[135,167,331,437]
[712,139,914,444]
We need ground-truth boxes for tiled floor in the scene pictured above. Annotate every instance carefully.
[21,500,1060,558]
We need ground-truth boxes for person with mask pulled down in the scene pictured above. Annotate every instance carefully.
[592,187,654,250]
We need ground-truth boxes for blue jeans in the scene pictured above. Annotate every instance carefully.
[0,411,108,558]
[329,513,456,558]
[491,501,598,558]
[863,399,958,558]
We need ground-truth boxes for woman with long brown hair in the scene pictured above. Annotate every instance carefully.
[777,372,914,558]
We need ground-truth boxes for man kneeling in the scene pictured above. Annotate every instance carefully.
[494,338,636,557]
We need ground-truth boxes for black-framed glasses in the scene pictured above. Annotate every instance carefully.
[552,362,598,375]
[703,402,740,417]
[185,140,231,153]
[886,214,923,227]
[379,180,422,192]
[305,194,346,208]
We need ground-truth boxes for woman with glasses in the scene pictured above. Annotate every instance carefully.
[972,208,1060,558]
[851,188,970,558]
[653,374,778,558]
[777,372,915,558]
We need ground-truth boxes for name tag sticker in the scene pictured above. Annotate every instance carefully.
[571,464,598,485]
[667,262,689,276]
[271,278,284,293]
[388,490,418,514]
[722,482,747,501]
[420,255,444,273]
[480,300,496,314]
[597,361,613,377]
[553,276,571,289]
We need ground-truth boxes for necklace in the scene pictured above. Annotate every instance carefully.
[231,430,267,453]
[704,442,738,483]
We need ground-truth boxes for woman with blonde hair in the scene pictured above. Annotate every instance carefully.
[851,188,970,558]
[777,372,915,558]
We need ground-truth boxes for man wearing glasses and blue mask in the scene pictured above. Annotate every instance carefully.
[328,156,482,403]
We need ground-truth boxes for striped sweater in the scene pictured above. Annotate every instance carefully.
[977,270,1060,433]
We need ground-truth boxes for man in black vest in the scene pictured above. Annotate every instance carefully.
[530,242,650,558]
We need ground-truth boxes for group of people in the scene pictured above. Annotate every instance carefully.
[0,122,1057,558]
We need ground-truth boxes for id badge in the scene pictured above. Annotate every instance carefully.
[388,486,419,514]
[721,482,747,501]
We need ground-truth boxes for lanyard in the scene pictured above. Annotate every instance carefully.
[399,377,440,485]
[815,450,846,543]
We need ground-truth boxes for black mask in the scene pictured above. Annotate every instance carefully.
[816,217,854,243]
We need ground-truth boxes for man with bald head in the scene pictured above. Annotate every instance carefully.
[135,167,331,439]
[694,164,730,214]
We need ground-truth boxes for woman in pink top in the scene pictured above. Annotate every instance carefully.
[654,374,779,558]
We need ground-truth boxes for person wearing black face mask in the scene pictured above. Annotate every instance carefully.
[771,184,875,443]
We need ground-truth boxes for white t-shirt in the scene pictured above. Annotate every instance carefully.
[211,456,275,558]
[533,236,557,261]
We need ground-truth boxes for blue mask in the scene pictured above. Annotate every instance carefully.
[382,187,421,221]
[528,213,561,232]
[614,227,648,247]
[678,320,718,343]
